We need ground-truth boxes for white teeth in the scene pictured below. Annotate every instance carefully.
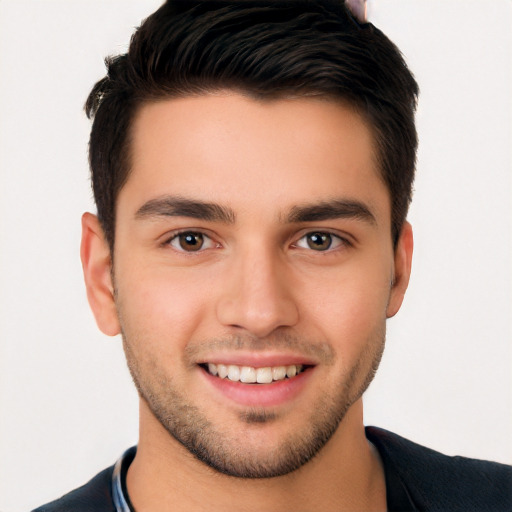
[217,364,228,379]
[272,366,286,380]
[205,363,304,383]
[240,366,257,383]
[286,365,297,378]
[227,365,240,381]
[256,367,273,384]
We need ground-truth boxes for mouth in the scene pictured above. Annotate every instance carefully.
[197,356,316,407]
[200,363,309,384]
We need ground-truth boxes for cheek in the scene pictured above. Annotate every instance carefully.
[114,263,214,352]
[301,258,392,345]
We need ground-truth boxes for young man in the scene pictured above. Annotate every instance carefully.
[34,1,511,510]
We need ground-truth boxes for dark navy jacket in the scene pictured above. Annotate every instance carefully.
[33,427,512,512]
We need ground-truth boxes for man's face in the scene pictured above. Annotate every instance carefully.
[84,93,411,478]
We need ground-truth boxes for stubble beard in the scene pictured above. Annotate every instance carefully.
[121,329,385,479]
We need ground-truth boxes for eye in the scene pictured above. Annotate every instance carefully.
[168,231,216,252]
[295,232,346,252]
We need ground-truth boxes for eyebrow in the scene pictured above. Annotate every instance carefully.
[135,195,376,226]
[135,196,236,223]
[286,199,377,225]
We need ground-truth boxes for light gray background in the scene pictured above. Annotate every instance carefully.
[0,1,511,510]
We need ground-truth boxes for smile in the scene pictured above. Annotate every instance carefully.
[204,363,305,384]
[199,360,314,407]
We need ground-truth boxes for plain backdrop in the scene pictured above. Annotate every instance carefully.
[0,1,511,510]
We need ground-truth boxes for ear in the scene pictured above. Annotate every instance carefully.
[80,212,121,336]
[386,221,413,318]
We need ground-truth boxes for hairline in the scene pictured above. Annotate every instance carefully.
[108,87,392,253]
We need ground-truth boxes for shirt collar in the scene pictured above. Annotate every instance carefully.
[112,447,137,512]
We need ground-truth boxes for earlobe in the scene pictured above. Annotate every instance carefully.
[80,212,121,336]
[386,221,413,318]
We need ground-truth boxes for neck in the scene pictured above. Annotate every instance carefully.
[126,399,386,512]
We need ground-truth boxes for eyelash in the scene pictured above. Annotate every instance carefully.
[163,229,351,254]
[293,232,350,252]
[164,230,218,252]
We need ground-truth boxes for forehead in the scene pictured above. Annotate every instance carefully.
[120,93,389,224]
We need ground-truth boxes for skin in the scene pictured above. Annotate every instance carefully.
[81,92,413,511]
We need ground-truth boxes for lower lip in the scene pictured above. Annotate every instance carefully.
[200,366,313,407]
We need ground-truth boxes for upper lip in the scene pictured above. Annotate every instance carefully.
[197,352,317,368]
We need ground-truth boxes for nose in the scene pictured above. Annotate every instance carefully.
[216,245,299,338]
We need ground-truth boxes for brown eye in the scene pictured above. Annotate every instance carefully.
[169,232,209,252]
[179,232,203,251]
[306,232,332,251]
[295,231,346,252]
